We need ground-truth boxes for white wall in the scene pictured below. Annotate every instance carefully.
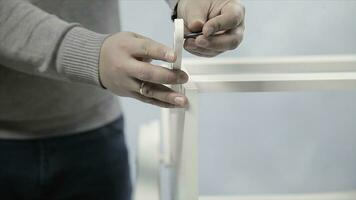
[119,0,356,196]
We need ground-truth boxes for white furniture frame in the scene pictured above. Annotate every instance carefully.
[160,55,356,200]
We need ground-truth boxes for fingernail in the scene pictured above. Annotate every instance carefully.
[174,96,186,106]
[178,73,188,83]
[197,38,209,47]
[206,27,214,36]
[165,50,175,62]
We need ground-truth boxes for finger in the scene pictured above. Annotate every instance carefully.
[128,60,189,84]
[195,26,244,51]
[140,82,188,107]
[184,39,223,57]
[182,4,208,32]
[131,93,177,108]
[111,77,140,97]
[132,38,176,63]
[203,2,245,37]
[188,50,222,58]
[137,57,153,63]
[185,46,222,58]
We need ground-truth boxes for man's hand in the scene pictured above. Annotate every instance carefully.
[99,32,188,108]
[177,0,245,57]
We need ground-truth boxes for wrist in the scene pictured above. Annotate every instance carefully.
[57,27,109,87]
[99,35,114,89]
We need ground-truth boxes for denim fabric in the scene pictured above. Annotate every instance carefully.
[0,117,132,200]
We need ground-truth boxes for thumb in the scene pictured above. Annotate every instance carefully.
[185,9,207,32]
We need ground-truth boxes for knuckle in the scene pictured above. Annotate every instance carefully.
[235,2,245,16]
[132,32,140,38]
[137,66,151,81]
[113,58,127,71]
[157,46,167,59]
[113,63,123,73]
[239,22,246,32]
[239,33,245,43]
[215,21,222,31]
[124,31,140,38]
[126,31,135,36]
[237,32,244,44]
[229,37,240,50]
[141,41,151,57]
[231,15,240,27]
[117,39,132,51]
[233,4,245,26]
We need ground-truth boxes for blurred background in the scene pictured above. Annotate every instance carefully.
[119,0,356,196]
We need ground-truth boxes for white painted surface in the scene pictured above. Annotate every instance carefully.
[183,55,356,92]
[135,121,161,200]
[172,19,184,70]
[119,0,356,196]
[174,85,199,200]
[199,191,356,200]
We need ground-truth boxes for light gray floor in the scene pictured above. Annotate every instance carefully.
[119,0,356,196]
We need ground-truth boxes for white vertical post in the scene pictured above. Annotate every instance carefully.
[175,84,199,200]
[135,121,161,200]
[161,108,172,166]
[162,83,199,200]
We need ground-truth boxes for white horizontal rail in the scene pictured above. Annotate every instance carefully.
[182,55,356,92]
[183,55,356,74]
[199,191,356,200]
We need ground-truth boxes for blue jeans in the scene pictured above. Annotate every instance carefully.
[0,117,132,200]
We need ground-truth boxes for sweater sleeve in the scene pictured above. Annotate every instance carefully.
[0,0,107,86]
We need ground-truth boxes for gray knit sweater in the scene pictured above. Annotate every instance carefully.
[0,0,178,139]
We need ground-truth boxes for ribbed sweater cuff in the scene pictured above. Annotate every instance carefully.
[57,27,109,86]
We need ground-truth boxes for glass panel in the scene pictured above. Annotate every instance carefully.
[199,92,356,196]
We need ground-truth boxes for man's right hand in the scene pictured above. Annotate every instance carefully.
[99,32,188,108]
